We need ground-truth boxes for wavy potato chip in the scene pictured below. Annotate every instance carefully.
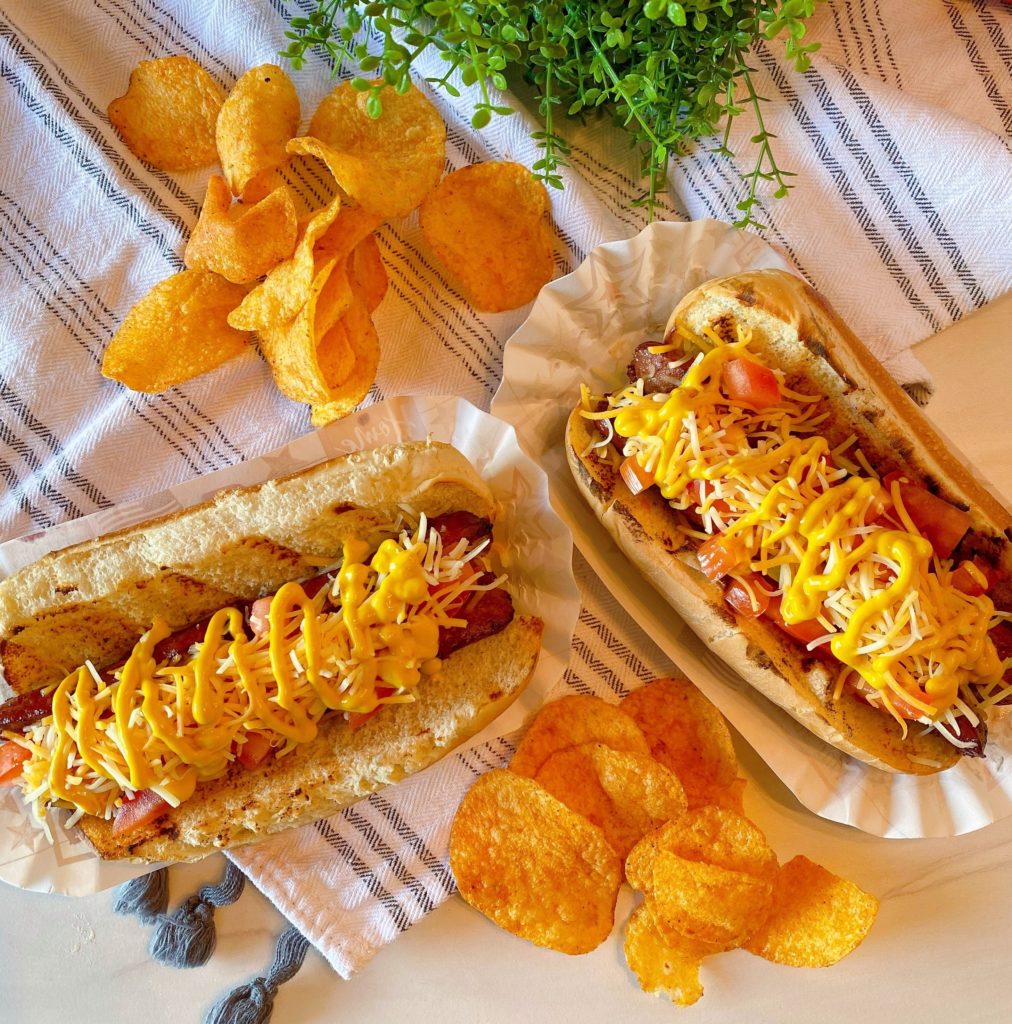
[108,56,223,170]
[534,743,687,861]
[510,695,650,778]
[744,856,879,968]
[184,176,298,284]
[309,290,380,426]
[419,161,554,312]
[626,807,778,893]
[622,678,738,809]
[624,903,718,1006]
[257,257,350,405]
[649,852,774,948]
[307,82,445,219]
[102,270,250,392]
[450,770,621,956]
[227,195,342,332]
[349,234,388,313]
[217,64,300,201]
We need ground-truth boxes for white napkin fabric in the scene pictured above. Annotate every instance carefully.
[1,0,1009,978]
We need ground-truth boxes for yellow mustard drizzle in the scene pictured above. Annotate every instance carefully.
[584,325,1002,731]
[11,518,498,824]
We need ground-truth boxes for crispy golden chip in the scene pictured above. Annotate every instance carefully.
[184,176,298,284]
[216,64,300,201]
[509,695,650,778]
[419,161,554,312]
[649,852,774,948]
[102,270,250,392]
[622,678,738,809]
[108,56,223,171]
[626,806,778,893]
[745,855,879,968]
[702,776,748,815]
[306,82,445,219]
[624,903,718,1006]
[309,290,380,426]
[257,257,349,405]
[315,204,384,266]
[349,234,388,313]
[450,769,621,955]
[534,743,687,861]
[227,196,343,332]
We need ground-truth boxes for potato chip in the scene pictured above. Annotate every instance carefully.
[649,852,774,948]
[108,57,223,171]
[624,904,716,1006]
[257,257,351,405]
[184,176,298,284]
[309,290,380,426]
[306,82,445,219]
[703,776,747,815]
[622,678,738,809]
[227,195,342,332]
[626,806,778,893]
[509,695,650,778]
[418,161,554,312]
[349,234,388,313]
[216,64,300,201]
[450,769,621,955]
[314,204,384,267]
[102,270,250,392]
[745,855,879,968]
[534,743,686,861]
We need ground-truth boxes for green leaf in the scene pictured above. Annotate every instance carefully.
[471,107,492,130]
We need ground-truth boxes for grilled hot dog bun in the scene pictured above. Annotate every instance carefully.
[567,270,1010,774]
[0,440,543,860]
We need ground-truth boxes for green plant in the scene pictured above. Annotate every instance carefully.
[282,1,822,228]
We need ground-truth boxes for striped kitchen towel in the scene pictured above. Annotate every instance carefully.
[1,0,1009,978]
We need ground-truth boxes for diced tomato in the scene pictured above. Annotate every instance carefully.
[620,455,654,496]
[347,687,396,730]
[765,596,831,647]
[696,534,747,581]
[687,479,732,517]
[722,358,781,410]
[847,677,931,722]
[113,790,171,837]
[883,472,971,559]
[0,743,31,784]
[724,574,773,618]
[951,560,990,597]
[237,731,273,770]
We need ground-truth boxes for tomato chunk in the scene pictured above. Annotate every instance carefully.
[620,454,654,496]
[722,358,781,410]
[0,742,31,784]
[688,479,732,517]
[696,534,747,581]
[951,560,989,597]
[766,596,831,647]
[847,677,931,721]
[884,472,971,559]
[724,573,773,618]
[347,687,396,730]
[237,731,273,770]
[113,789,171,837]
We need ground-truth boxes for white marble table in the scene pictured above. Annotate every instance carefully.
[2,297,1010,1023]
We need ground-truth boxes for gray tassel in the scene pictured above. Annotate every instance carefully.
[204,926,310,1024]
[113,867,169,922]
[148,861,246,968]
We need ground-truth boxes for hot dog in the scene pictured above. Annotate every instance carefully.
[566,270,1011,774]
[0,440,543,860]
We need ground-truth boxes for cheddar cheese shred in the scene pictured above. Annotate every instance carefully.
[582,325,1006,747]
[7,513,501,831]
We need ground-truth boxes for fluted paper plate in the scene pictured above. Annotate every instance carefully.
[492,219,1012,839]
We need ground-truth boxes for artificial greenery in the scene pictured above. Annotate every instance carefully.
[282,1,821,227]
